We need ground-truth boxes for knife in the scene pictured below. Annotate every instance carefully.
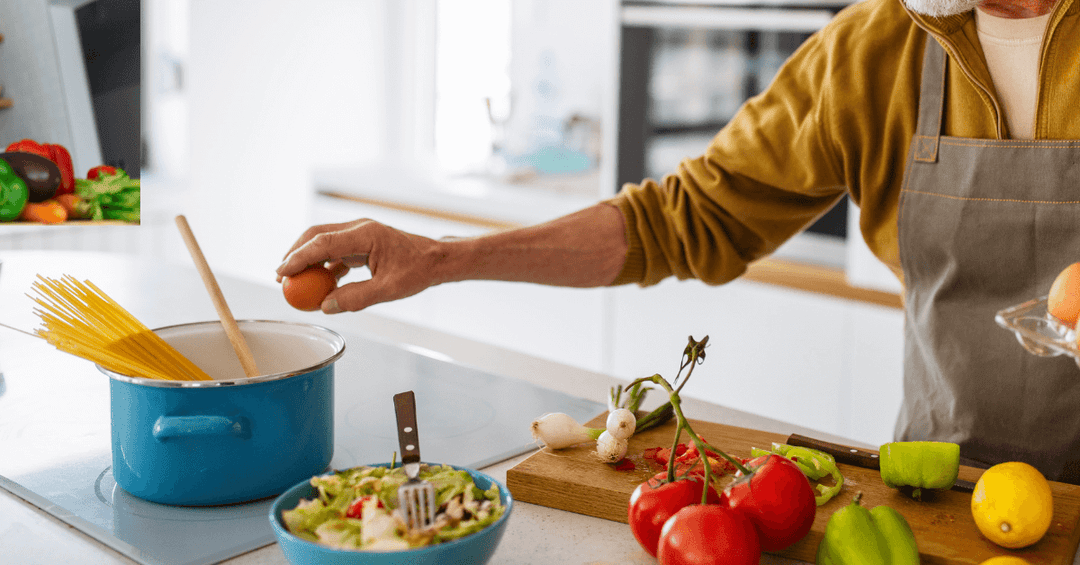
[786,433,976,493]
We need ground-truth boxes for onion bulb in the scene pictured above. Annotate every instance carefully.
[596,430,629,463]
[606,408,636,440]
[531,412,603,450]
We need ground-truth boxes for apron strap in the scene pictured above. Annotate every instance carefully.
[913,36,947,163]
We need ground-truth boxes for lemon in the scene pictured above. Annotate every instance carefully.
[971,462,1053,549]
[979,557,1032,565]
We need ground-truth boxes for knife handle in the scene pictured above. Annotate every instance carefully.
[393,391,422,465]
[787,433,881,470]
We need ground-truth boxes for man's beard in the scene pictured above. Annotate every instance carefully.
[904,0,982,16]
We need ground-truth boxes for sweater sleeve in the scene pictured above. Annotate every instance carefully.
[606,28,848,288]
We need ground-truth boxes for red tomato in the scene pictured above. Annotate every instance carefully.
[345,495,383,518]
[657,504,760,565]
[282,265,337,311]
[725,454,816,552]
[628,472,722,558]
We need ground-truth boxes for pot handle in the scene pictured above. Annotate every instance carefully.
[152,415,251,442]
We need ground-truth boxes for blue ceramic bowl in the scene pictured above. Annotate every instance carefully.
[269,463,513,565]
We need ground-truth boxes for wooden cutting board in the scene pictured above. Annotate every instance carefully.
[506,414,1080,564]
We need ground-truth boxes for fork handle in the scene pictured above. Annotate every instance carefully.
[394,391,422,466]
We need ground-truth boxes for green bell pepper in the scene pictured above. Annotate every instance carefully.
[879,441,959,501]
[74,167,140,222]
[816,492,919,565]
[0,158,29,221]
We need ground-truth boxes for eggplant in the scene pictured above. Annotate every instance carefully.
[0,151,61,202]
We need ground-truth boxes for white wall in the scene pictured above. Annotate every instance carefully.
[177,0,384,284]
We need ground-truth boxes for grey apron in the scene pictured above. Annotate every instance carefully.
[895,35,1080,483]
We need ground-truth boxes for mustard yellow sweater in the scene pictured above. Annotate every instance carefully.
[609,0,1080,288]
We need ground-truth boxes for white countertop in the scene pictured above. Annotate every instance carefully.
[0,250,943,564]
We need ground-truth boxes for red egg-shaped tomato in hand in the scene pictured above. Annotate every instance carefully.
[282,265,337,311]
[725,454,816,552]
[657,504,760,565]
[1049,262,1080,327]
[628,472,722,558]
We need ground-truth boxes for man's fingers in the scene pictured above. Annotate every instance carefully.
[280,221,356,260]
[277,225,374,278]
[326,261,351,281]
[320,280,385,314]
[342,254,369,268]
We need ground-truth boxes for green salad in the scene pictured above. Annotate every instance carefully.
[281,464,505,551]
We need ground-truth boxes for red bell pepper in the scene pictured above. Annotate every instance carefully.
[47,144,74,195]
[5,139,48,158]
[87,165,117,180]
[5,139,75,196]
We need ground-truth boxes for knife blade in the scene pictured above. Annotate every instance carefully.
[786,433,976,493]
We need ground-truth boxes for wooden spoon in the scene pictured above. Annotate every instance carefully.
[174,215,260,378]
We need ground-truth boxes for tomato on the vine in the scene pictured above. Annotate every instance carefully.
[657,504,760,565]
[627,471,722,557]
[725,454,817,552]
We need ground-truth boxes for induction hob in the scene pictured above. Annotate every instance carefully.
[0,330,605,565]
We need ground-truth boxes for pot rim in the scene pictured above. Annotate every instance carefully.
[98,319,346,388]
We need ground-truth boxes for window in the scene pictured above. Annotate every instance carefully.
[433,0,512,175]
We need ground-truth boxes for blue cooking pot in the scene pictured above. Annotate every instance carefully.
[100,320,346,506]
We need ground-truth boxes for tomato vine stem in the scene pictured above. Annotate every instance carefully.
[626,336,752,504]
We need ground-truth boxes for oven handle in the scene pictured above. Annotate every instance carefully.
[622,5,835,33]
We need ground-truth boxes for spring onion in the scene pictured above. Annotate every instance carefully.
[531,412,604,450]
[605,408,636,440]
[596,430,629,463]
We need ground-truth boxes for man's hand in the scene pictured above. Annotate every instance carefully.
[276,219,449,313]
[275,203,628,314]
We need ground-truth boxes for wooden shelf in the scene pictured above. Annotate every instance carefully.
[742,257,902,310]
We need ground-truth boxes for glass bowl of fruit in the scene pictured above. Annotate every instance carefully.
[996,262,1080,367]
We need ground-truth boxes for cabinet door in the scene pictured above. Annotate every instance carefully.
[845,302,904,446]
[309,197,609,372]
[609,276,905,445]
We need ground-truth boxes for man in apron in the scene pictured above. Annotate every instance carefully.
[278,0,1080,482]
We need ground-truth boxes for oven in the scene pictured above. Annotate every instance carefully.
[614,0,854,266]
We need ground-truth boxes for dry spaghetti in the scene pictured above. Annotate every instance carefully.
[30,275,213,381]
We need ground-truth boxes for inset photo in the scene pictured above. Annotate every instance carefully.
[0,0,140,226]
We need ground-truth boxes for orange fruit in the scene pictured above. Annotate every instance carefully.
[979,558,1032,565]
[971,462,1053,549]
[1048,262,1080,326]
[282,265,337,311]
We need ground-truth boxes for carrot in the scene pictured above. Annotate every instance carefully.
[19,200,68,224]
[55,193,88,219]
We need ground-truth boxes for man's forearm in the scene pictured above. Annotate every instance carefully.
[433,203,629,288]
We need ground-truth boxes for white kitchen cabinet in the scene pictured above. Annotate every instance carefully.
[609,279,847,437]
[845,301,905,446]
[608,277,904,447]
